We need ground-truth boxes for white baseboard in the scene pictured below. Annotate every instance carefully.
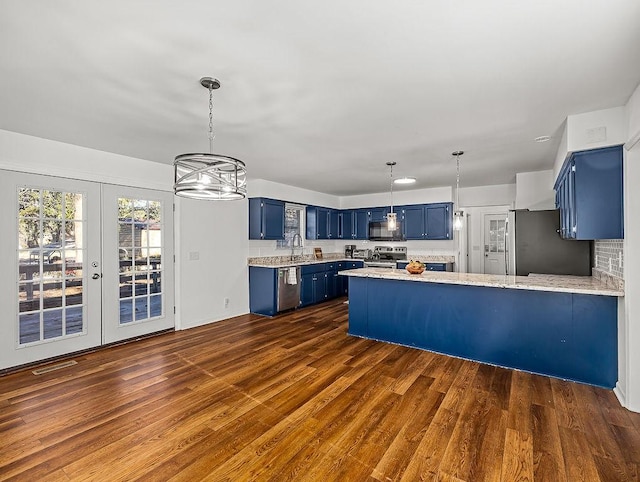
[614,382,627,408]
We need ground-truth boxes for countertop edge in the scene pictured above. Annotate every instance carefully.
[338,269,625,297]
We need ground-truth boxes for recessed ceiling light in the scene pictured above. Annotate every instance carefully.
[534,135,551,143]
[394,177,417,185]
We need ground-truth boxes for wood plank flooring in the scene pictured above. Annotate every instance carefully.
[2,298,640,481]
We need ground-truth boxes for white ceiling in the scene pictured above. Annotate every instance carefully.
[1,1,639,196]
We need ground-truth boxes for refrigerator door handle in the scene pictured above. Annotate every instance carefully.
[504,215,509,275]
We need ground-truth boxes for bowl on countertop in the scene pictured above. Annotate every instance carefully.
[405,263,425,274]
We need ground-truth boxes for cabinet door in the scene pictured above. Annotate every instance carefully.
[262,199,285,240]
[425,203,452,240]
[354,209,369,239]
[326,271,338,299]
[426,263,446,271]
[369,207,389,222]
[249,267,278,315]
[317,208,329,239]
[568,161,577,239]
[574,147,624,239]
[327,209,339,239]
[313,274,326,303]
[300,273,314,307]
[402,206,425,239]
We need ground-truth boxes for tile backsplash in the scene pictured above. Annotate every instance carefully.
[594,239,624,279]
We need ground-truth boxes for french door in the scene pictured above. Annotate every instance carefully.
[0,171,174,370]
[102,185,174,344]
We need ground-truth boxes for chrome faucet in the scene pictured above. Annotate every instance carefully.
[290,233,303,261]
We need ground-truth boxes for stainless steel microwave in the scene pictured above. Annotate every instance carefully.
[368,221,405,241]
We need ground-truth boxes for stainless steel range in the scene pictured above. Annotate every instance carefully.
[363,246,407,268]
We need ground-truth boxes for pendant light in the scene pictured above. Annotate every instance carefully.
[452,150,464,230]
[174,77,247,200]
[386,161,398,231]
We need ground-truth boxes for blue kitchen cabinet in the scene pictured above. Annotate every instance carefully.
[399,205,425,239]
[337,260,364,295]
[326,271,338,299]
[425,203,452,240]
[399,203,453,240]
[341,209,369,240]
[248,267,278,315]
[338,210,352,239]
[369,207,390,223]
[300,263,327,306]
[306,206,340,239]
[328,210,339,239]
[300,272,315,307]
[554,145,623,240]
[354,209,369,239]
[249,198,285,240]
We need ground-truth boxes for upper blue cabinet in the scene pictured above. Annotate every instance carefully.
[398,202,453,240]
[306,206,340,239]
[554,145,623,240]
[249,198,285,240]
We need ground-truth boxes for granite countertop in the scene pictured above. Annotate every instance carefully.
[248,253,456,268]
[247,253,351,268]
[339,268,625,297]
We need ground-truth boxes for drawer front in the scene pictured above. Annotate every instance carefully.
[301,263,326,275]
[426,263,447,271]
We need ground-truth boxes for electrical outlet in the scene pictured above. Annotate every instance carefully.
[189,251,200,261]
[224,298,230,309]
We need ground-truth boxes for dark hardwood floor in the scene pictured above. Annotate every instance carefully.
[1,298,640,481]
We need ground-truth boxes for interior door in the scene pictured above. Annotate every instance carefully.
[484,213,507,275]
[0,171,102,370]
[101,185,175,344]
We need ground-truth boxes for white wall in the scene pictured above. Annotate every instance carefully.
[0,129,172,191]
[340,186,452,209]
[515,170,555,210]
[248,179,340,208]
[618,83,640,412]
[553,107,627,179]
[459,183,515,207]
[176,197,249,329]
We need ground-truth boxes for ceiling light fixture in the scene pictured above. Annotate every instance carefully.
[386,161,398,231]
[452,150,464,231]
[394,176,417,185]
[174,77,247,200]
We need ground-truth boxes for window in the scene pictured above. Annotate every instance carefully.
[277,204,305,249]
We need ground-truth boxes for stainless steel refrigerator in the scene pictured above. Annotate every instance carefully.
[506,209,591,276]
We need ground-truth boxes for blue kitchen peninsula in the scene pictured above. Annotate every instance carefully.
[340,268,624,388]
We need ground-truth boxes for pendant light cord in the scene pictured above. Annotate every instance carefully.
[208,86,214,154]
[455,155,460,209]
[390,163,394,214]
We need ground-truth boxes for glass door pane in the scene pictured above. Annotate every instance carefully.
[117,198,163,324]
[102,185,174,344]
[18,188,86,344]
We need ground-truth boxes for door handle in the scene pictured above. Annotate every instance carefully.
[92,273,102,280]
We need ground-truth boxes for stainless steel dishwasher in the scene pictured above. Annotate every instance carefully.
[277,266,301,312]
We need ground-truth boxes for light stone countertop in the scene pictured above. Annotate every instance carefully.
[248,253,455,269]
[247,253,353,269]
[339,268,624,297]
